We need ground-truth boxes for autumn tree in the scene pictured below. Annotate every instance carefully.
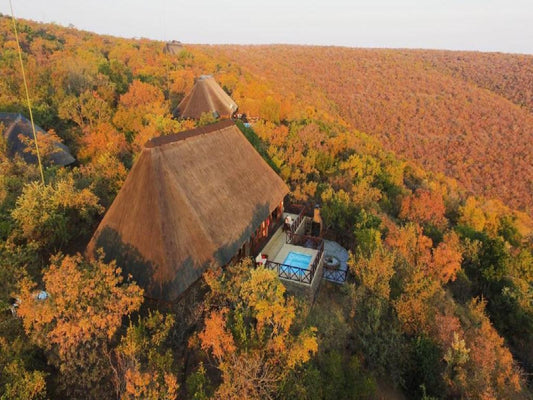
[197,260,317,399]
[0,240,41,307]
[58,90,112,131]
[431,232,462,284]
[385,223,433,269]
[399,188,447,229]
[258,95,281,123]
[168,68,195,108]
[78,152,128,208]
[393,269,442,336]
[457,299,524,399]
[385,224,462,336]
[442,332,470,397]
[350,246,395,300]
[16,252,144,399]
[0,155,41,240]
[78,121,127,160]
[112,80,167,149]
[112,311,178,400]
[18,128,67,166]
[386,223,462,285]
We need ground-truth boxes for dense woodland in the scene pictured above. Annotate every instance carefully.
[0,16,532,400]
[199,45,533,213]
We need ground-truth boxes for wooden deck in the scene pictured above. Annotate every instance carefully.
[257,214,325,286]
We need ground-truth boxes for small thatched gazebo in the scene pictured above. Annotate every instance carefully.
[173,75,238,120]
[0,112,75,166]
[163,40,184,55]
[87,120,288,302]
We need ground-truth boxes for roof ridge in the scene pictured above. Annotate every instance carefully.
[3,117,19,140]
[202,80,216,113]
[179,83,195,118]
[144,119,236,148]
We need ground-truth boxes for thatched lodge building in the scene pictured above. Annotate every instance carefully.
[88,119,334,302]
[173,75,238,120]
[88,120,290,301]
[0,112,75,166]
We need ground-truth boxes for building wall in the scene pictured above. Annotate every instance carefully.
[282,252,324,303]
[294,216,310,235]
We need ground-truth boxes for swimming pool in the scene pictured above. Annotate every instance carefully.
[283,251,312,270]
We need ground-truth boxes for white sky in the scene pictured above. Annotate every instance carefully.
[2,0,532,54]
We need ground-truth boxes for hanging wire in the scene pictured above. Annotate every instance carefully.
[162,0,172,109]
[9,0,45,184]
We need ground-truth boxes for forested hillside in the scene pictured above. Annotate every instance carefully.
[0,16,532,400]
[199,45,533,213]
[424,51,533,112]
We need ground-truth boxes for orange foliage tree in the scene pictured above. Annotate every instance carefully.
[113,79,193,153]
[17,252,144,398]
[399,188,447,229]
[386,223,462,285]
[386,224,462,335]
[78,122,127,161]
[446,299,524,399]
[112,80,167,150]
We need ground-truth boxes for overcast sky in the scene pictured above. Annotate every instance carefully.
[2,0,532,54]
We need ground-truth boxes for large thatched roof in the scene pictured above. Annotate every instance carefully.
[0,112,75,166]
[87,120,288,301]
[173,75,238,120]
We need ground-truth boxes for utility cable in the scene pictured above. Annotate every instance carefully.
[9,0,45,184]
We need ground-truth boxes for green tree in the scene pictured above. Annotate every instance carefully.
[112,311,178,400]
[0,358,47,400]
[197,112,217,127]
[11,175,103,252]
[350,286,406,386]
[186,363,212,400]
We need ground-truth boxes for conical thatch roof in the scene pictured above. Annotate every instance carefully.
[87,120,288,302]
[173,75,238,120]
[163,40,184,55]
[0,112,75,166]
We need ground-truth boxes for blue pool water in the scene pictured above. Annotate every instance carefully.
[283,252,312,270]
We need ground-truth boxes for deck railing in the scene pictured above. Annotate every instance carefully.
[311,240,324,279]
[285,203,309,216]
[323,266,348,283]
[264,233,325,285]
[256,204,327,285]
[289,206,306,234]
[286,232,322,249]
[265,260,314,284]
